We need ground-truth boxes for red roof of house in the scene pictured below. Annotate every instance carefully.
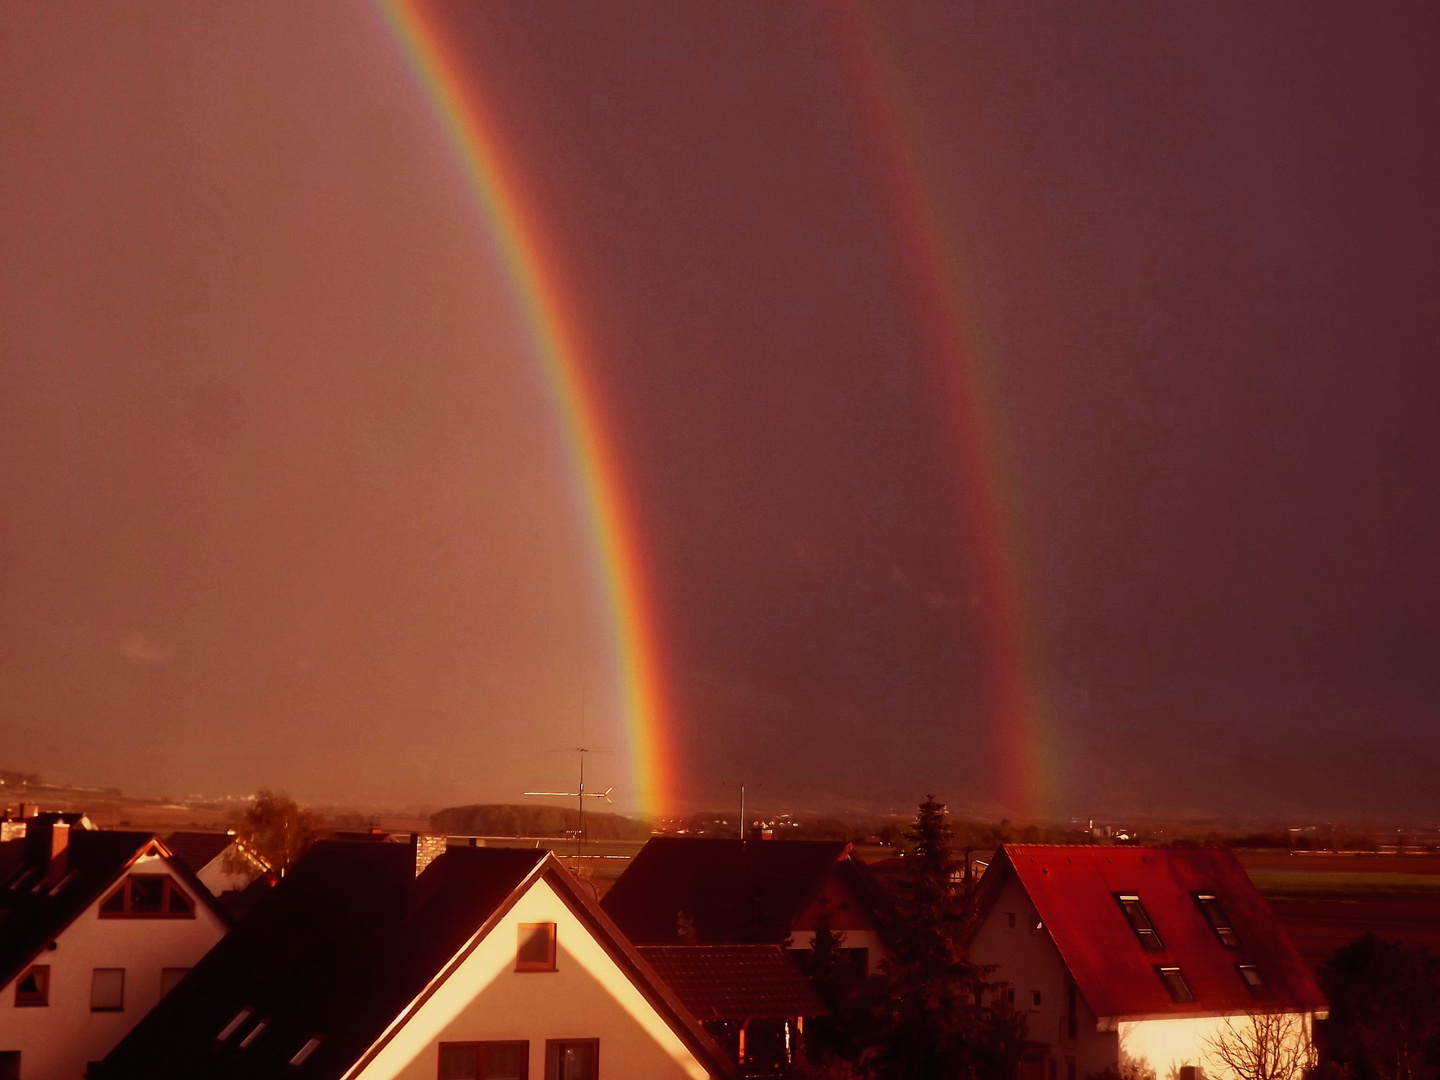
[637,945,826,1021]
[975,845,1326,1020]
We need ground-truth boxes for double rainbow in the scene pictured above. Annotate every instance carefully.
[377,0,675,817]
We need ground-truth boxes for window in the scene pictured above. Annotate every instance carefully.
[1116,895,1164,951]
[1005,911,1017,929]
[291,1037,324,1066]
[0,1051,18,1080]
[1156,966,1196,1004]
[14,965,48,1006]
[545,1041,598,1080]
[218,1007,254,1041]
[239,1019,268,1049]
[1196,895,1240,948]
[1032,990,1042,1007]
[516,922,556,971]
[98,874,195,919]
[1238,965,1270,998]
[91,968,125,1012]
[1067,1062,1076,1080]
[160,967,190,996]
[439,1042,529,1080]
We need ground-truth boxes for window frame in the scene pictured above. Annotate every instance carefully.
[1237,964,1270,998]
[1195,894,1241,948]
[1156,965,1196,1004]
[437,1040,530,1080]
[98,873,196,919]
[14,964,49,1007]
[91,967,125,1012]
[1115,894,1165,952]
[515,922,557,972]
[545,1039,599,1080]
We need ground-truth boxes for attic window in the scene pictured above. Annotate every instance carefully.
[218,1007,254,1041]
[516,923,557,971]
[1116,895,1164,952]
[1156,966,1196,1004]
[1238,965,1270,998]
[99,874,195,919]
[1196,894,1240,948]
[14,965,49,1007]
[291,1036,323,1066]
[239,1018,269,1049]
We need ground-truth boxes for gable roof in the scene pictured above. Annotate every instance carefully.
[973,845,1327,1021]
[164,831,243,874]
[96,841,732,1080]
[637,945,826,1022]
[0,824,228,990]
[602,838,868,944]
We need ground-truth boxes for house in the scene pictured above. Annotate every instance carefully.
[602,839,892,976]
[95,837,733,1080]
[965,845,1328,1080]
[163,832,269,900]
[637,945,824,1076]
[0,816,232,1080]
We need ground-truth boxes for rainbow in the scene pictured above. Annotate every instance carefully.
[375,0,676,817]
[839,6,1063,819]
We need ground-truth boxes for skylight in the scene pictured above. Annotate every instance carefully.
[1238,964,1269,997]
[290,1037,323,1066]
[1157,966,1196,1004]
[1116,895,1165,952]
[217,1007,253,1041]
[1196,894,1240,948]
[238,1019,268,1049]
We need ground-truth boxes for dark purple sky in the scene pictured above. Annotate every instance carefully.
[2,3,1437,821]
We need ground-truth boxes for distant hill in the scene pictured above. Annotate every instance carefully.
[429,803,653,841]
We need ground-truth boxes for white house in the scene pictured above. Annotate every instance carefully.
[966,845,1328,1080]
[0,816,231,1080]
[162,831,269,900]
[95,838,733,1080]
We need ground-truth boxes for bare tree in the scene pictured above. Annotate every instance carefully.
[1205,1012,1316,1080]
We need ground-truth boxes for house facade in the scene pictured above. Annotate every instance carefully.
[966,845,1328,1080]
[96,839,732,1080]
[163,831,269,899]
[0,819,231,1080]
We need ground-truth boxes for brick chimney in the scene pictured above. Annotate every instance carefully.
[22,816,70,884]
[410,833,447,878]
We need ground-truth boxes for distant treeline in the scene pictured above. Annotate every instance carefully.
[0,770,42,788]
[670,813,1097,848]
[428,804,653,840]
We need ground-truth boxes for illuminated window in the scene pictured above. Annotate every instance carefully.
[516,923,556,971]
[1196,894,1240,948]
[1238,964,1270,998]
[1116,895,1164,951]
[439,1042,529,1080]
[91,968,125,1012]
[14,965,49,1007]
[545,1040,598,1080]
[1156,966,1195,1004]
[99,874,195,919]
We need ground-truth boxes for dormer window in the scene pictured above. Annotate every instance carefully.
[1116,895,1164,952]
[1196,894,1240,948]
[99,874,195,919]
[517,923,557,971]
[1156,966,1195,1004]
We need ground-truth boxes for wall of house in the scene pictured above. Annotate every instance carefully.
[0,853,229,1080]
[194,848,261,896]
[967,874,1118,1080]
[791,869,889,975]
[354,875,714,1080]
[1118,1012,1316,1080]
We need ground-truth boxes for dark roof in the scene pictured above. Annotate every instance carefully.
[96,841,732,1080]
[637,945,826,1021]
[975,845,1327,1020]
[602,838,858,944]
[0,823,202,988]
[164,832,241,874]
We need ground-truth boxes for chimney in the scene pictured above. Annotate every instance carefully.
[46,822,70,885]
[410,833,447,878]
[19,802,38,819]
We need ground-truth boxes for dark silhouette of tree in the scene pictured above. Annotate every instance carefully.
[1318,934,1440,1080]
[234,789,327,875]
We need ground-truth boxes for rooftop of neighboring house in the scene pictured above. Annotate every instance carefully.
[971,844,1327,1020]
[602,837,890,945]
[637,945,826,1022]
[163,831,246,874]
[0,817,220,989]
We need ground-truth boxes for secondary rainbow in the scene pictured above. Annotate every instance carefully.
[376,0,675,816]
[840,6,1063,819]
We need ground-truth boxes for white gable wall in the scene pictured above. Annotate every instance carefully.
[1118,1013,1316,1080]
[968,874,1117,1080]
[193,845,263,896]
[0,853,229,1080]
[352,873,712,1080]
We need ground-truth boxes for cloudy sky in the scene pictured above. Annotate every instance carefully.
[2,3,1436,821]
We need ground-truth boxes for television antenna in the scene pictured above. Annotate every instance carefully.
[522,689,614,859]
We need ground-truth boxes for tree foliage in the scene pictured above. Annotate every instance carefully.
[1318,935,1440,1080]
[234,789,327,874]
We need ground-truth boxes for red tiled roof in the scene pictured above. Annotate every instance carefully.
[977,845,1327,1020]
[163,831,238,874]
[637,945,826,1021]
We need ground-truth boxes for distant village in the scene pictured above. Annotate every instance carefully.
[1,786,1437,1080]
